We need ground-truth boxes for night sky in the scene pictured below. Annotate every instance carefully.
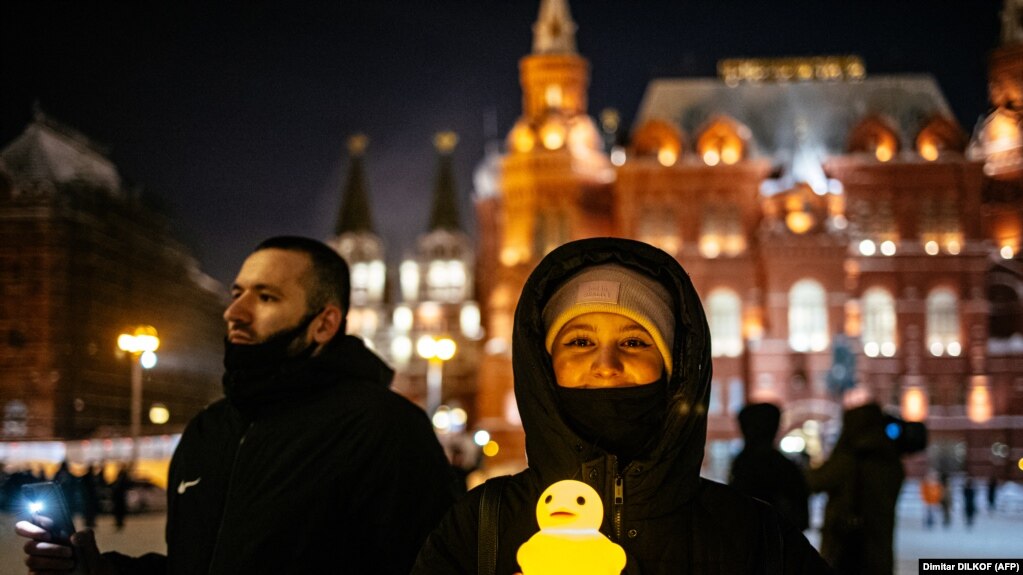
[1,1,1005,288]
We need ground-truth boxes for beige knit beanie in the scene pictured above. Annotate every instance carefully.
[543,264,675,375]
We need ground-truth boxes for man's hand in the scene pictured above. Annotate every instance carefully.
[15,521,115,575]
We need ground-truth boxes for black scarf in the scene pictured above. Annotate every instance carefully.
[222,311,323,415]
[556,377,668,464]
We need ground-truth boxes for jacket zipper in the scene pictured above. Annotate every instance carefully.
[612,456,624,542]
[207,422,252,574]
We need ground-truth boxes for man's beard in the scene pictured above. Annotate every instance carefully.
[223,309,322,372]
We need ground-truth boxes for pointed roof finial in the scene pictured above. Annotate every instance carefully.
[434,131,459,154]
[348,133,369,156]
[428,132,462,232]
[335,134,374,235]
[532,0,577,54]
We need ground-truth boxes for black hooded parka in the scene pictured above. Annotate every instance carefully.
[413,238,830,574]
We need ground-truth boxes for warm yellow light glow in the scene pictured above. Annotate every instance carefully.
[416,335,437,359]
[435,338,457,361]
[118,325,160,354]
[864,342,880,357]
[919,140,939,161]
[721,144,740,165]
[517,480,626,575]
[544,84,563,109]
[657,147,677,167]
[875,143,893,162]
[511,124,536,153]
[540,121,566,150]
[946,239,961,255]
[859,239,877,256]
[925,241,940,255]
[880,240,897,256]
[967,384,992,423]
[785,211,814,234]
[902,387,928,422]
[482,440,500,457]
[500,247,521,267]
[699,236,721,258]
[702,149,720,166]
[148,404,170,425]
[1002,245,1015,259]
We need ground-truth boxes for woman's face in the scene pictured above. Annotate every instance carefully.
[551,312,665,388]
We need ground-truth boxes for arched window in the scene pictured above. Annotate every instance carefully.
[638,206,680,256]
[707,289,743,357]
[926,288,961,356]
[862,287,897,357]
[696,116,749,166]
[847,115,900,162]
[789,279,829,352]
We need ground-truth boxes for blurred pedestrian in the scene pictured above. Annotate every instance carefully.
[920,472,943,529]
[808,402,904,574]
[111,464,130,531]
[986,473,998,513]
[729,402,810,531]
[53,459,82,517]
[963,477,977,528]
[80,463,101,528]
[939,472,952,528]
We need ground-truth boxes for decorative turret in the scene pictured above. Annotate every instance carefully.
[334,134,373,235]
[428,132,463,232]
[532,0,577,54]
[332,135,386,335]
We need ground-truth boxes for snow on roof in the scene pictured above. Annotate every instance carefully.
[1,115,122,195]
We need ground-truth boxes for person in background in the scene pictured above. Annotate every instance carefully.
[920,472,944,529]
[18,236,458,574]
[729,403,810,531]
[986,473,998,514]
[807,402,904,574]
[110,465,130,531]
[413,237,829,574]
[962,477,977,528]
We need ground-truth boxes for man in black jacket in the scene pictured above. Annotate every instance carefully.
[19,236,458,574]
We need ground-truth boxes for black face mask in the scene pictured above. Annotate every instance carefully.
[223,309,322,373]
[556,377,668,463]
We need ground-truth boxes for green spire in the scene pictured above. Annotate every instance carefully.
[335,134,374,235]
[428,132,462,232]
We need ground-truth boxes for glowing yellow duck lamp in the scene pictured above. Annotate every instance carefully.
[517,480,627,575]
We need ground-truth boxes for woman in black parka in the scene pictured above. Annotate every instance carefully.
[413,238,830,574]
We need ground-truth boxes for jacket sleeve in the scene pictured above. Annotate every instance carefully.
[411,489,484,575]
[102,552,168,575]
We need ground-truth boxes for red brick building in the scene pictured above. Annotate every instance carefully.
[473,0,1023,480]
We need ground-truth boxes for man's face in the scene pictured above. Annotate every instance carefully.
[224,248,315,346]
[550,312,665,389]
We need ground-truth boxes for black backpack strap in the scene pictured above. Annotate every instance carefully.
[477,475,510,575]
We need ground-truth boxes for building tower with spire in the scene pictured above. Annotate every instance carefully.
[331,135,387,346]
[474,0,613,463]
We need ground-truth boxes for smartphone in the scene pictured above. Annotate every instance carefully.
[21,481,76,543]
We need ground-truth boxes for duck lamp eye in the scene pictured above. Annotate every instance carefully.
[544,495,552,504]
[577,496,585,505]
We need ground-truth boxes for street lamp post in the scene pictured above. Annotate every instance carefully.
[117,325,159,465]
[416,335,456,416]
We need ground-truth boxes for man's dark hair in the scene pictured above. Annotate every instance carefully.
[254,236,350,320]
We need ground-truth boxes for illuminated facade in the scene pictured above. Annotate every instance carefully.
[473,0,1023,479]
[332,133,482,446]
[0,110,225,441]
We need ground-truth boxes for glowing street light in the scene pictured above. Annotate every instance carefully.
[118,325,160,464]
[417,335,456,416]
